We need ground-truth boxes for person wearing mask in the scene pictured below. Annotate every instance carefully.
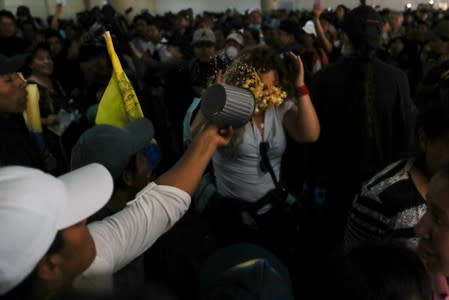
[190,46,319,253]
[219,31,245,61]
[247,8,264,44]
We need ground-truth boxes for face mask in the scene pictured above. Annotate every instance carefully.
[225,46,239,60]
[249,24,261,31]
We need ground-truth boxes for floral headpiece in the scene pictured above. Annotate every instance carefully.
[225,62,287,112]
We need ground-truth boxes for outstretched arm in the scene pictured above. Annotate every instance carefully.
[74,124,233,289]
[156,124,233,195]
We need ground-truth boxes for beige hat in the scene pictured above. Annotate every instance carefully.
[226,32,244,46]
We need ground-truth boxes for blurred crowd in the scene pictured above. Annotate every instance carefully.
[1,1,449,299]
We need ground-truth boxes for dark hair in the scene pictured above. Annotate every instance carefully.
[227,45,282,75]
[343,6,382,61]
[2,231,64,300]
[147,19,164,30]
[166,32,192,59]
[340,7,384,158]
[334,243,432,300]
[30,42,51,57]
[0,9,16,22]
[133,14,151,25]
[279,19,299,36]
[78,43,108,62]
[440,162,449,178]
[415,96,449,141]
[415,64,449,140]
[26,42,52,67]
[336,5,350,13]
[44,28,63,41]
[21,42,52,77]
[16,5,31,17]
[114,153,138,189]
[20,19,36,30]
[244,27,260,44]
[224,46,296,97]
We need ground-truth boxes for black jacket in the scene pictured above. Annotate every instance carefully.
[309,57,415,187]
[0,113,44,169]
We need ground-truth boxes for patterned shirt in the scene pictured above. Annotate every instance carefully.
[345,158,427,250]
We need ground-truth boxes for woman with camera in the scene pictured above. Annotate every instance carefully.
[190,46,320,252]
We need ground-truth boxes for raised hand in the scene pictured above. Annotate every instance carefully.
[312,3,324,19]
[287,52,305,87]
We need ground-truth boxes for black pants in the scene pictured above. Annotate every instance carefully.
[203,192,299,265]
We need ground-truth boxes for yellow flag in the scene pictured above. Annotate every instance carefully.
[23,83,43,133]
[95,31,144,127]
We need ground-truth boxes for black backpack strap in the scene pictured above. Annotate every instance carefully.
[259,142,283,190]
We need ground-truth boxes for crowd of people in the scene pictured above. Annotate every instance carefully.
[1,1,449,299]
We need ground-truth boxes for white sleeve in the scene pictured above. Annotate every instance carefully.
[279,99,295,119]
[81,182,190,275]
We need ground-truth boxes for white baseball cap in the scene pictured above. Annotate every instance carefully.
[302,20,317,37]
[0,163,113,295]
[248,7,261,15]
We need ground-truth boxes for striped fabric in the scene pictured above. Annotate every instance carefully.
[345,158,427,250]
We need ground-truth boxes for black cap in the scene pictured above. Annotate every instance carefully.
[200,243,294,300]
[343,5,382,49]
[0,54,29,75]
[279,19,299,36]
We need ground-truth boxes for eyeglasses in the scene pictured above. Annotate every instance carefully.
[259,141,269,173]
